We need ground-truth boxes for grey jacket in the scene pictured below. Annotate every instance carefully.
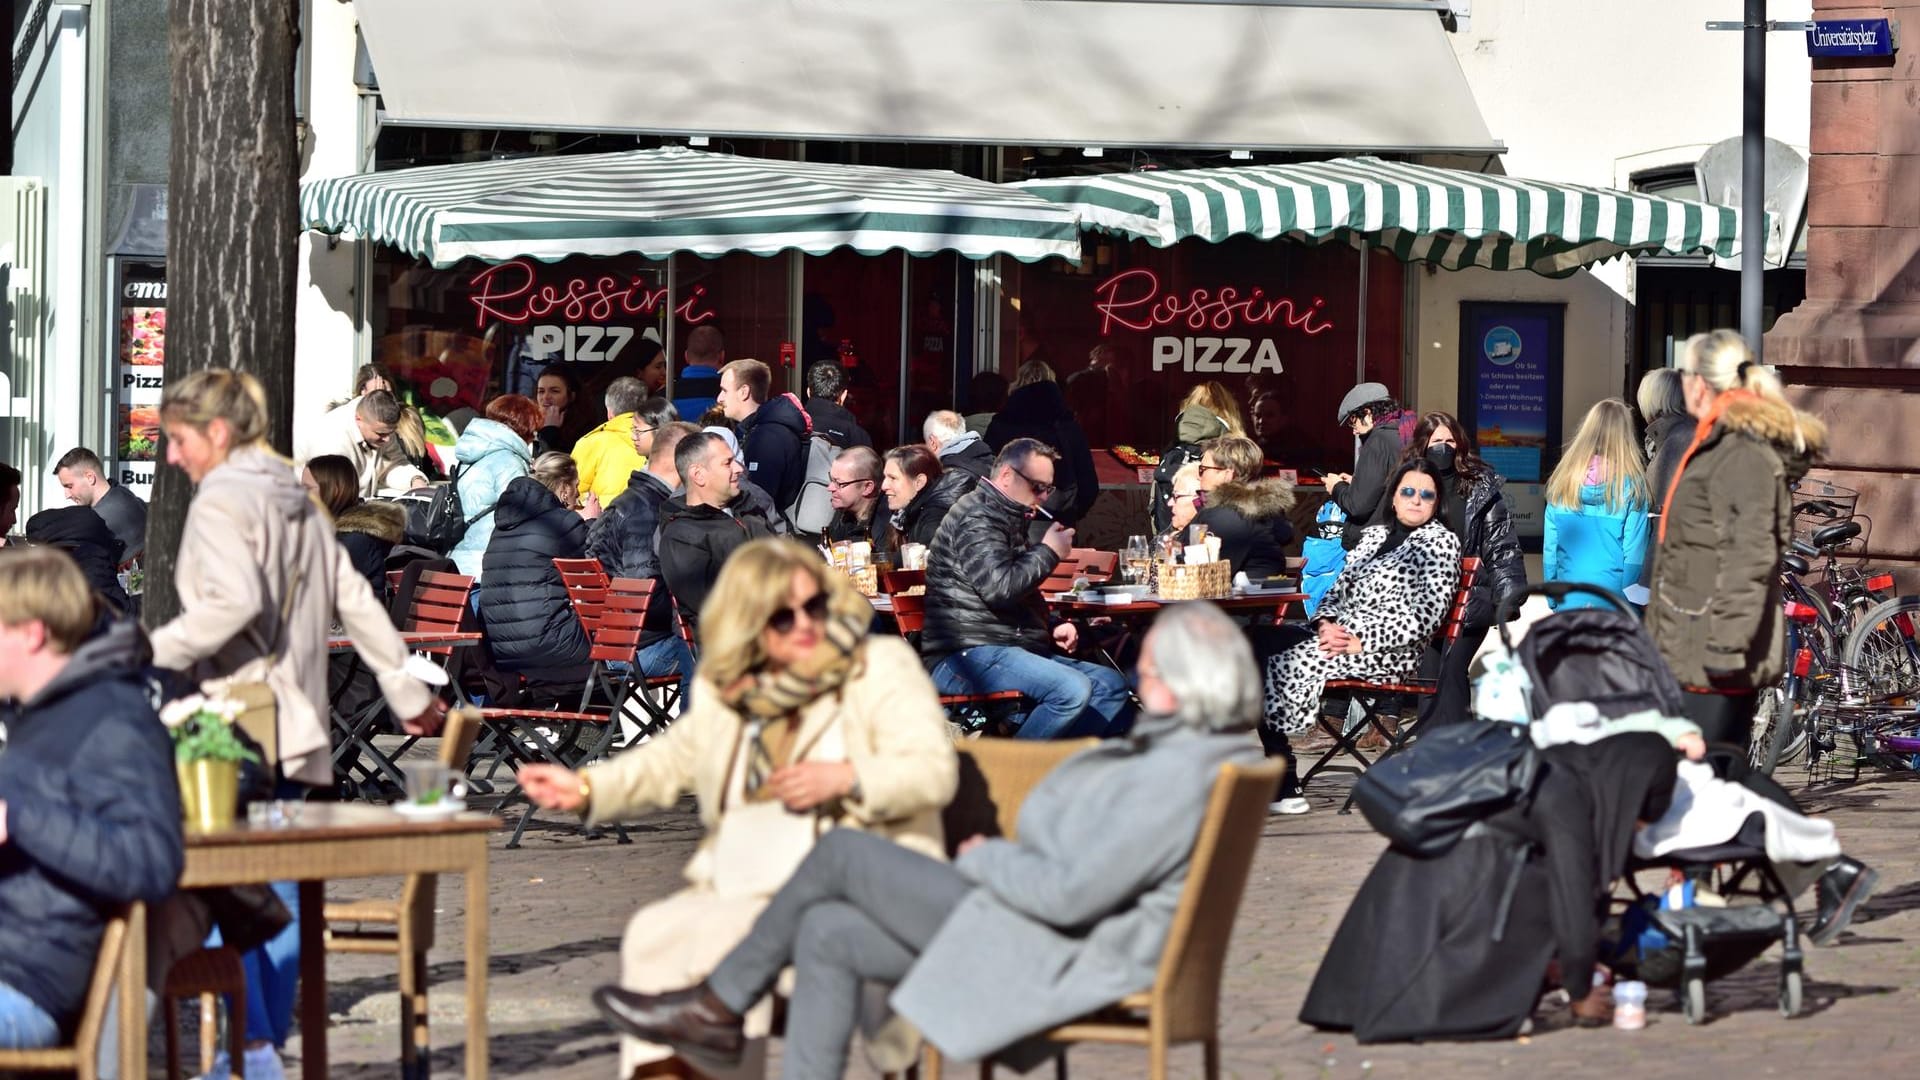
[890,721,1259,1066]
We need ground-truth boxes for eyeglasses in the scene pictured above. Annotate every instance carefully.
[767,592,830,634]
[1197,463,1232,476]
[1170,491,1200,504]
[1398,485,1438,502]
[1014,467,1056,499]
[826,477,875,490]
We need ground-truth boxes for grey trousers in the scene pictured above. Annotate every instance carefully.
[707,830,971,1080]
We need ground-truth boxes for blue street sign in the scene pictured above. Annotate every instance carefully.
[1807,19,1896,58]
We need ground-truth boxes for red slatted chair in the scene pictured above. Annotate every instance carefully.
[881,569,1024,732]
[332,570,476,795]
[593,575,686,738]
[1300,556,1481,807]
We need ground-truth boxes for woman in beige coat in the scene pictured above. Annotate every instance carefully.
[521,538,958,1079]
[148,369,444,1076]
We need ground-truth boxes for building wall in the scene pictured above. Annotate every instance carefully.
[292,0,366,452]
[103,0,168,245]
[1414,0,1815,426]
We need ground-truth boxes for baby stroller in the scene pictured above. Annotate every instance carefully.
[1493,581,1806,1024]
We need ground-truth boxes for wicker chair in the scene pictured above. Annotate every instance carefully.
[0,902,138,1080]
[323,707,482,1079]
[927,759,1286,1080]
[160,945,246,1080]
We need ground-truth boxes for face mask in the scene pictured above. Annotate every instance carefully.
[1425,443,1457,472]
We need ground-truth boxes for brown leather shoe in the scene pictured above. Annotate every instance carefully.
[592,983,745,1066]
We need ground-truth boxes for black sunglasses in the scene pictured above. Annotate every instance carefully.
[768,592,830,634]
[1014,467,1056,498]
[1398,485,1438,503]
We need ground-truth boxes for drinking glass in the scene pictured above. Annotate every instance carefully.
[403,761,467,807]
[1123,535,1151,584]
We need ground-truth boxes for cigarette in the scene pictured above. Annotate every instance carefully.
[1033,503,1056,521]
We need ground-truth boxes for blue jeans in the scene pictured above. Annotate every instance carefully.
[0,978,59,1049]
[633,634,695,706]
[931,646,1133,740]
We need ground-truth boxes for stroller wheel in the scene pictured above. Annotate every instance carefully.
[1780,969,1803,1018]
[1682,977,1707,1024]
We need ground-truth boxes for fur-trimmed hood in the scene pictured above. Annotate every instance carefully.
[335,500,407,544]
[1206,477,1295,522]
[1711,391,1826,480]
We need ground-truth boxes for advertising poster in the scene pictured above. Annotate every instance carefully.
[1456,302,1563,544]
[114,262,167,499]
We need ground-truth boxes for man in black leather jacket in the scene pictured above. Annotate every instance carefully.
[921,439,1133,740]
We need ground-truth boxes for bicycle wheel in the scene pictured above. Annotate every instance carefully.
[1751,684,1802,775]
[1841,596,1920,705]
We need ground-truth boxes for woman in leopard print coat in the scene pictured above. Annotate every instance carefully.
[1265,461,1462,736]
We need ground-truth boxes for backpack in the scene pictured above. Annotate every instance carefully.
[1350,722,1539,858]
[405,465,495,554]
[783,435,842,537]
[1148,442,1201,534]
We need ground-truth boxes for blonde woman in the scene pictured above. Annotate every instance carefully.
[149,369,443,1077]
[519,538,958,1079]
[1650,330,1827,755]
[1543,400,1650,611]
[1150,381,1248,532]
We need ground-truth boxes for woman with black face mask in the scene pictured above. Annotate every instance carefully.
[1403,412,1528,727]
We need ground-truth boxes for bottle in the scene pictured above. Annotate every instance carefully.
[1612,981,1647,1030]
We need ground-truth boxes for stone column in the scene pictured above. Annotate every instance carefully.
[1769,1,1920,568]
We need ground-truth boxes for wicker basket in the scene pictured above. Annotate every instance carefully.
[1153,560,1231,601]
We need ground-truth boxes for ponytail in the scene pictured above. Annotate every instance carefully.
[1677,330,1827,456]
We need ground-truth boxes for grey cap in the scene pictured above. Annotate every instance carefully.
[1336,382,1391,424]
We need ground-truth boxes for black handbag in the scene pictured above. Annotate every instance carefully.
[405,466,493,554]
[1351,722,1540,857]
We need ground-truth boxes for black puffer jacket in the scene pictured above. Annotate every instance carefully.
[0,617,183,1027]
[985,381,1100,524]
[1192,478,1296,580]
[1338,422,1405,549]
[586,470,674,581]
[825,504,888,550]
[336,502,407,602]
[893,467,978,551]
[1456,472,1529,627]
[921,483,1061,662]
[804,396,872,449]
[25,506,130,614]
[479,477,590,671]
[656,495,774,628]
[739,393,813,511]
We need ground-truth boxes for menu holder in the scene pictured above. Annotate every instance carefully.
[1153,559,1232,601]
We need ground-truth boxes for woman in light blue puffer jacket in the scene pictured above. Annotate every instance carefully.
[447,395,540,579]
[1543,399,1650,610]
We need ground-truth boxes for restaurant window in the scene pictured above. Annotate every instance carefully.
[995,234,1404,476]
[369,246,788,459]
[796,249,965,449]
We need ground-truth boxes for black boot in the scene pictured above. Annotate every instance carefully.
[1808,856,1878,946]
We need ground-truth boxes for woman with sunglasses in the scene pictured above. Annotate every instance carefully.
[517,538,958,1079]
[1262,460,1462,763]
[1402,411,1528,727]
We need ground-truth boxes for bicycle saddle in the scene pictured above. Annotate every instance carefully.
[1812,521,1862,549]
[1781,552,1811,576]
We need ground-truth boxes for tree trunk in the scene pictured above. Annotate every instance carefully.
[145,0,299,627]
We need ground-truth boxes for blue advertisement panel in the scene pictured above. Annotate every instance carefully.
[1457,302,1563,547]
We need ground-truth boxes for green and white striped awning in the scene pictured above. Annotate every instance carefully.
[300,146,1083,268]
[1012,156,1753,276]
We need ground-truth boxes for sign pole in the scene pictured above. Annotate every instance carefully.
[1743,0,1767,360]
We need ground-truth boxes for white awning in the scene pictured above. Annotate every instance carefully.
[351,0,1500,154]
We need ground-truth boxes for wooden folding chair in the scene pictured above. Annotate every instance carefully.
[325,707,484,1079]
[0,903,137,1080]
[1300,556,1480,805]
[332,570,477,794]
[881,570,1023,733]
[927,760,1286,1080]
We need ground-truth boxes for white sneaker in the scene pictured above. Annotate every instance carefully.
[192,1051,233,1080]
[1270,797,1311,816]
[242,1045,286,1080]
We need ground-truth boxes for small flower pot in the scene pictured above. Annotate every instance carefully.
[178,758,240,833]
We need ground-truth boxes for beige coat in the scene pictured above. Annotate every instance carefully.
[580,633,958,1075]
[150,445,432,787]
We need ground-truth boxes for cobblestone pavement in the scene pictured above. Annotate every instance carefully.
[196,755,1920,1079]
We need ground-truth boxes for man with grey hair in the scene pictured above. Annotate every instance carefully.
[923,409,994,481]
[574,377,665,506]
[298,388,402,498]
[586,601,1265,1078]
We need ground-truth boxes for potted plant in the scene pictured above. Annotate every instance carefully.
[162,694,260,832]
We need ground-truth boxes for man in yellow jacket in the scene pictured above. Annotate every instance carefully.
[575,380,676,506]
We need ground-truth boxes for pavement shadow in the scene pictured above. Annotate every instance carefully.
[1846,877,1920,926]
[311,1017,615,1078]
[1653,961,1897,1023]
[325,935,625,1016]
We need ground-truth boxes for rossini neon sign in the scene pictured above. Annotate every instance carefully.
[1091,268,1336,338]
[466,259,717,328]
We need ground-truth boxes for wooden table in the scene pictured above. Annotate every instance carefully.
[1047,590,1308,620]
[124,804,499,1080]
[328,630,485,654]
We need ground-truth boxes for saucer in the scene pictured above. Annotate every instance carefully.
[392,798,468,820]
